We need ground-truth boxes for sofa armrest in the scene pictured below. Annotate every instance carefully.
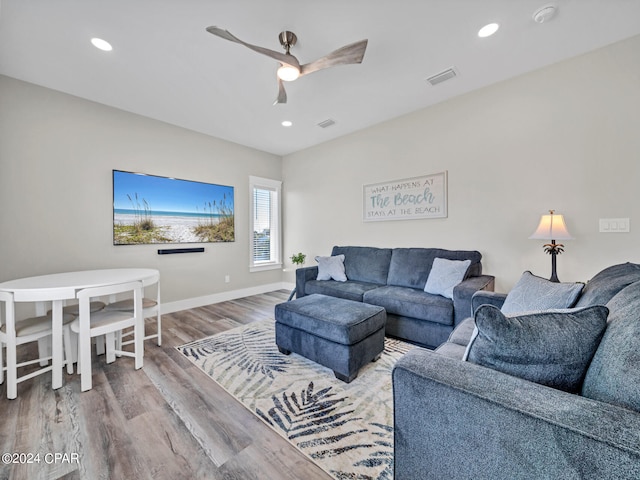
[471,290,507,312]
[393,349,640,480]
[452,275,495,325]
[295,266,318,299]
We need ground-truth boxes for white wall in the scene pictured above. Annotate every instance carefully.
[0,75,283,310]
[282,35,640,292]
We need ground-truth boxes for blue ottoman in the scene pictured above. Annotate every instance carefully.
[274,294,386,383]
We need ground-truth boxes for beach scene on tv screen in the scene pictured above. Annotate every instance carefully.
[113,170,235,245]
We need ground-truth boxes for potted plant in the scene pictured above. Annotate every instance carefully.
[290,252,306,266]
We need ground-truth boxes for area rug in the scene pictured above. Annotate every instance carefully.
[176,319,416,480]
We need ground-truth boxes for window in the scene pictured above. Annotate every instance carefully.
[249,176,282,272]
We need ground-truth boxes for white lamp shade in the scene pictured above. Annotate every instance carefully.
[277,64,300,82]
[529,212,573,240]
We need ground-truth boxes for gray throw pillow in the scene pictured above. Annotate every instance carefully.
[500,271,584,315]
[465,304,608,393]
[424,258,471,299]
[315,254,347,282]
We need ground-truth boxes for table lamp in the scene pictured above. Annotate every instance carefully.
[529,210,573,282]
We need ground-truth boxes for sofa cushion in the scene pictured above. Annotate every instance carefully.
[500,271,583,315]
[386,248,482,289]
[363,285,454,326]
[582,281,640,413]
[446,317,475,346]
[465,304,609,393]
[575,262,640,308]
[331,246,392,285]
[304,279,380,302]
[434,317,478,360]
[434,341,467,360]
[315,254,347,282]
[424,258,471,299]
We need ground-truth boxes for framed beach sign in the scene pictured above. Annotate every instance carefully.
[363,171,447,222]
[113,170,234,245]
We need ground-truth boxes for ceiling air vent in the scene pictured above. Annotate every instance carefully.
[317,118,336,129]
[425,67,458,86]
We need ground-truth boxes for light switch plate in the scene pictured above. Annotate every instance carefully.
[599,218,630,233]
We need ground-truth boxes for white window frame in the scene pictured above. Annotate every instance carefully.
[249,176,282,272]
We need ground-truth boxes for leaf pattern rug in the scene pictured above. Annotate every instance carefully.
[176,319,416,480]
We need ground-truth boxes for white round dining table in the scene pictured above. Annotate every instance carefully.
[0,268,160,390]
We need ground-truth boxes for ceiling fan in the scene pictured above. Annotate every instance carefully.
[205,26,368,105]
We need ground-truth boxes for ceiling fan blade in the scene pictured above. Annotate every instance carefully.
[273,76,287,105]
[206,26,300,69]
[300,39,368,76]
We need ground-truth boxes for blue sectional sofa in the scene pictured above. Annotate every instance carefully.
[393,262,640,479]
[295,245,495,348]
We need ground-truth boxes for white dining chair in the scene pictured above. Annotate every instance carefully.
[0,291,75,399]
[71,280,144,392]
[104,274,161,346]
[40,300,106,364]
[49,301,107,317]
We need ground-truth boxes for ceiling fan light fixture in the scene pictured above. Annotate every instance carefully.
[205,26,368,104]
[277,64,300,82]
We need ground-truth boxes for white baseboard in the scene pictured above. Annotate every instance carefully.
[160,281,296,314]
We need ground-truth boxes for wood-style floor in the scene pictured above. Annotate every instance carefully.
[0,290,333,480]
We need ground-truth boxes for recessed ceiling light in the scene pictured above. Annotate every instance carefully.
[478,23,499,38]
[281,120,293,127]
[91,37,113,51]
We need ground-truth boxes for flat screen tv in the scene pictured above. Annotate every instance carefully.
[113,170,234,245]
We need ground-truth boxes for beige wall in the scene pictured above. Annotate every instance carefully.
[2,34,639,309]
[282,35,640,292]
[0,75,282,310]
